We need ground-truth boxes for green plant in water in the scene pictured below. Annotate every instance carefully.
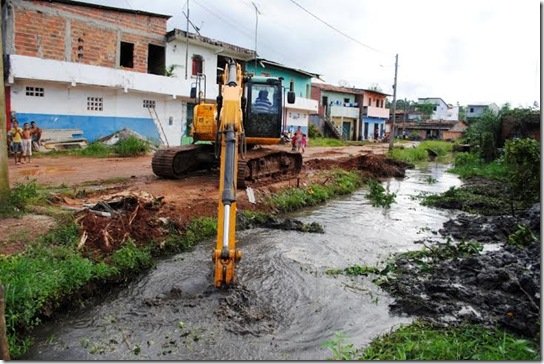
[322,332,358,360]
[366,179,396,208]
[109,241,153,272]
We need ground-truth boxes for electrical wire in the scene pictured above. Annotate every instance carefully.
[287,0,387,55]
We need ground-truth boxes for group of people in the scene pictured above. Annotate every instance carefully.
[8,120,42,165]
[288,126,307,153]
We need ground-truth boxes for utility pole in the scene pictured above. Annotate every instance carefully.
[184,0,189,80]
[0,10,9,203]
[388,53,398,151]
[403,97,407,137]
[251,2,261,73]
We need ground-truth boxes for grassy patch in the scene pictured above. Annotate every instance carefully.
[0,180,46,218]
[113,136,151,157]
[75,142,113,157]
[365,179,396,208]
[448,152,507,180]
[355,322,540,360]
[388,140,453,164]
[308,137,346,147]
[268,169,361,212]
[161,217,217,253]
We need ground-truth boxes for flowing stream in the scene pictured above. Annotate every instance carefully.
[25,164,461,360]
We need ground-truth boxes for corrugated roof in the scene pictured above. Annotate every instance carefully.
[249,58,320,79]
[312,82,390,96]
[44,0,171,18]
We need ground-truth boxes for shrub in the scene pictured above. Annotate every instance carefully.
[308,123,322,138]
[0,180,44,217]
[113,136,151,157]
[109,241,153,272]
[503,138,540,205]
[77,142,112,157]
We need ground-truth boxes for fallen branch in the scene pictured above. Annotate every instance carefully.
[77,231,88,250]
[128,204,140,226]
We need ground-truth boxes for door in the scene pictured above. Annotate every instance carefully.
[342,121,351,140]
[364,122,368,139]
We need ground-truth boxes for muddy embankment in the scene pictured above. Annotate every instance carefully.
[380,178,541,339]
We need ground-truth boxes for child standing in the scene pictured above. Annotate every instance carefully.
[301,133,307,153]
[8,120,23,164]
[21,123,32,163]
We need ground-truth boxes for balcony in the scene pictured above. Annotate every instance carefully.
[329,105,360,119]
[362,106,390,119]
[9,54,191,97]
[286,96,318,113]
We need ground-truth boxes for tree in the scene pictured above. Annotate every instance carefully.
[416,102,434,120]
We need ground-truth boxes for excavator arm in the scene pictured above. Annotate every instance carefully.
[212,60,244,288]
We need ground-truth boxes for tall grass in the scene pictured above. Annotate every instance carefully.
[0,180,45,217]
[113,136,151,157]
[448,152,507,180]
[388,140,453,164]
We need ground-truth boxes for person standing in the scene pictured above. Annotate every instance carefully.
[21,123,32,163]
[8,120,23,164]
[30,121,42,151]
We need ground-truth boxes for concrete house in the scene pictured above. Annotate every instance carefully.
[417,97,459,121]
[245,58,319,136]
[4,0,254,146]
[311,83,389,141]
[466,103,499,119]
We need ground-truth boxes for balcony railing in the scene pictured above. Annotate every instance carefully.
[362,106,390,119]
[287,96,318,113]
[329,105,360,119]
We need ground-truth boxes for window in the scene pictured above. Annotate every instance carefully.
[192,55,203,76]
[469,107,474,113]
[87,97,103,111]
[376,99,379,107]
[433,106,437,111]
[322,96,328,106]
[120,41,134,68]
[147,44,165,75]
[344,98,350,104]
[368,98,372,106]
[25,86,44,97]
[143,99,156,109]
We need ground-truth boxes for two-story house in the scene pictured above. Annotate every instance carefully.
[466,103,499,119]
[245,58,319,136]
[4,0,255,146]
[311,83,389,141]
[417,97,459,121]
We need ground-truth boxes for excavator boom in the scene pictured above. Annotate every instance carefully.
[212,61,243,288]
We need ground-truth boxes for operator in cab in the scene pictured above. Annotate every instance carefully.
[253,89,273,113]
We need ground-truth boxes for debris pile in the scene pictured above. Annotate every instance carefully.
[76,191,172,256]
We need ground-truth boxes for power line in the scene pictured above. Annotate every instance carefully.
[287,0,386,55]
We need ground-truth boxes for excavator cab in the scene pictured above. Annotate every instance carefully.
[244,78,295,145]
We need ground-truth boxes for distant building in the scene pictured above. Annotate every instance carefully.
[400,120,468,141]
[417,97,459,121]
[310,83,389,141]
[466,103,499,119]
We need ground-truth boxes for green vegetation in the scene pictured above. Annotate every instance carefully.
[162,217,217,253]
[76,142,113,157]
[448,152,507,180]
[365,179,396,208]
[268,169,361,212]
[0,180,45,217]
[328,322,540,360]
[308,123,322,138]
[308,137,346,147]
[507,224,538,247]
[388,140,453,164]
[113,136,151,157]
[503,138,540,205]
[326,264,380,277]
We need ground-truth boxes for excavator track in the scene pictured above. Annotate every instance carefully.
[237,148,303,188]
[151,144,215,179]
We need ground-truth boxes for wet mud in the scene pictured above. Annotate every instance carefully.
[381,203,541,338]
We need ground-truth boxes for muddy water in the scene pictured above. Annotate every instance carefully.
[25,164,461,360]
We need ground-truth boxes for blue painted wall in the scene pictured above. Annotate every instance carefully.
[15,113,160,143]
[362,116,386,140]
[245,63,311,98]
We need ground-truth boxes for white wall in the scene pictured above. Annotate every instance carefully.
[11,80,183,145]
[165,40,219,100]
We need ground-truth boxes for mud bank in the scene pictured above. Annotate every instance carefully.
[380,203,541,338]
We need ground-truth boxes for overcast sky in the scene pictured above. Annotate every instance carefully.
[81,0,540,107]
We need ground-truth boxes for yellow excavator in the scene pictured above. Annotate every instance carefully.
[151,60,301,287]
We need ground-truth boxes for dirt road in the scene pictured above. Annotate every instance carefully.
[8,143,392,187]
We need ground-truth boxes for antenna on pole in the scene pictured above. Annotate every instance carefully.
[251,2,261,73]
[184,0,190,80]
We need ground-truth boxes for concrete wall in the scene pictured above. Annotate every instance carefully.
[10,80,184,145]
[245,63,311,98]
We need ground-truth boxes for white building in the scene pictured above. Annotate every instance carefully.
[466,103,500,119]
[418,97,459,121]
